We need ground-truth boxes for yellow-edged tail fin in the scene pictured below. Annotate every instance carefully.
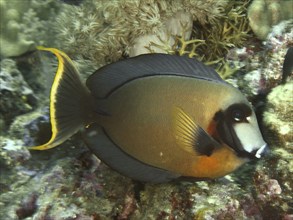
[29,46,92,150]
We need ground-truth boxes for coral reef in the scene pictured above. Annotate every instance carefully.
[248,0,293,40]
[0,59,37,129]
[8,110,51,147]
[0,136,30,167]
[0,0,60,57]
[56,0,228,70]
[0,0,292,219]
[136,181,253,219]
[144,0,253,79]
[129,10,193,57]
[263,82,293,146]
[225,20,293,97]
[0,145,135,220]
[252,170,291,219]
[193,0,252,63]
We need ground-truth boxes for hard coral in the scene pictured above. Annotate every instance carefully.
[0,0,33,57]
[263,81,293,145]
[0,0,60,57]
[248,0,293,40]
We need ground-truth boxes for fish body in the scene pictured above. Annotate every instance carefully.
[60,0,83,6]
[94,76,246,178]
[282,47,293,83]
[30,47,267,182]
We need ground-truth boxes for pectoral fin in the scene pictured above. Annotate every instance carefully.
[173,107,220,156]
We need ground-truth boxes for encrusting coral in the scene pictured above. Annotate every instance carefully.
[263,81,293,146]
[248,0,293,40]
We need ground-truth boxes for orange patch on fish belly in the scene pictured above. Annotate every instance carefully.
[191,147,247,178]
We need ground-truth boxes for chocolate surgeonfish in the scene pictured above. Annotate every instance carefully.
[30,47,268,183]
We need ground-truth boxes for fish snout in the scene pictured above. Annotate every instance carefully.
[251,143,269,159]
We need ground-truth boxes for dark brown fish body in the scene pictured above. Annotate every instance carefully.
[30,47,267,182]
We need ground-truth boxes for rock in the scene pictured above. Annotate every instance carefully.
[0,59,37,128]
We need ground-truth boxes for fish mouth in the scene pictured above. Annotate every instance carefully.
[240,143,268,159]
[253,144,268,158]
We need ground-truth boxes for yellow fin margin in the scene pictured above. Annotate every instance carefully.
[29,46,80,150]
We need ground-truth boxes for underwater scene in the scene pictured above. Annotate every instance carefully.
[0,0,292,219]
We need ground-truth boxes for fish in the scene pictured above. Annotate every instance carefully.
[282,47,293,84]
[29,46,268,183]
[60,0,83,6]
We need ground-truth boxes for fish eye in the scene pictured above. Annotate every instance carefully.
[231,109,245,122]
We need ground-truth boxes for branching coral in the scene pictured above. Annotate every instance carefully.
[191,1,251,61]
[196,4,251,62]
[131,11,194,57]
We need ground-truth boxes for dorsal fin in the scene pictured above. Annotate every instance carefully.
[86,54,225,98]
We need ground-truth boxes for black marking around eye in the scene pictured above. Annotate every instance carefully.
[226,103,252,123]
[213,110,224,122]
[212,103,253,157]
[213,103,252,123]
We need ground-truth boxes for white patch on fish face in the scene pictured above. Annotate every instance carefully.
[233,114,267,157]
[216,101,268,158]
